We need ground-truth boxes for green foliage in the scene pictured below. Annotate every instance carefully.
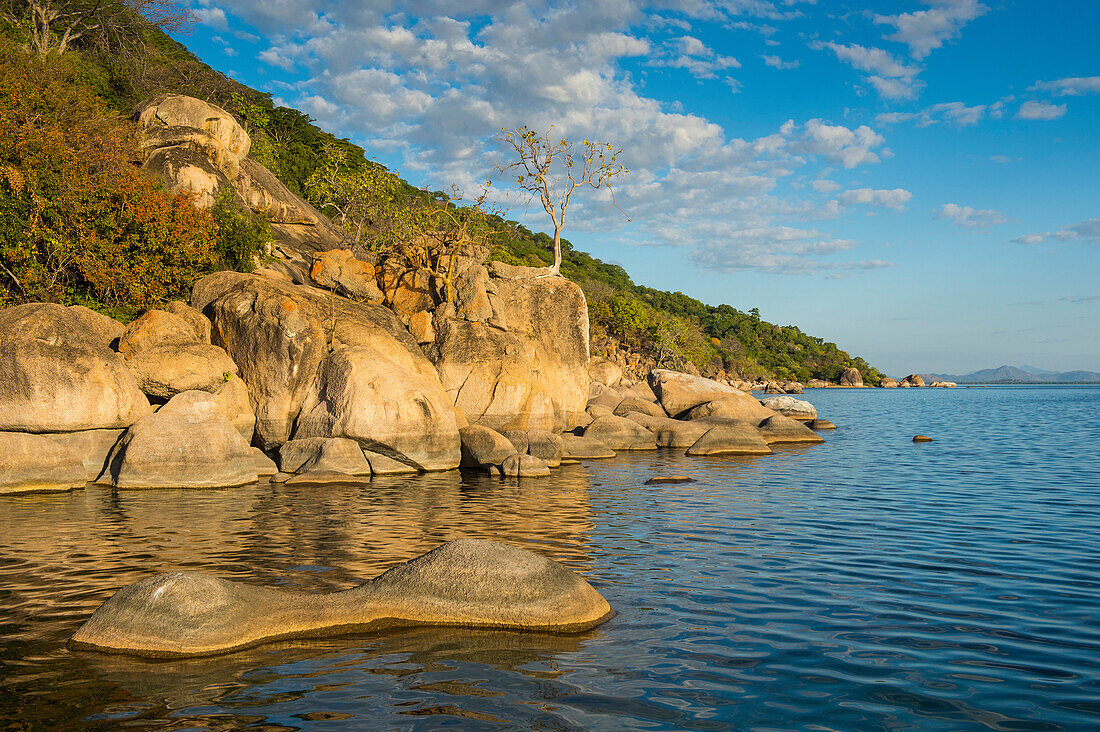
[0,40,222,317]
[209,184,269,272]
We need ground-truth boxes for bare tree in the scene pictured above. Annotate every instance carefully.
[1,0,193,58]
[496,125,627,276]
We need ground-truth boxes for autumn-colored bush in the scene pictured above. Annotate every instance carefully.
[0,41,221,317]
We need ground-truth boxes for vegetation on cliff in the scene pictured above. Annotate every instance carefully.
[0,11,882,383]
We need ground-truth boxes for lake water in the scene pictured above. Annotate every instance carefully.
[2,385,1099,730]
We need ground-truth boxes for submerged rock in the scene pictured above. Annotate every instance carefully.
[644,475,696,485]
[68,539,612,657]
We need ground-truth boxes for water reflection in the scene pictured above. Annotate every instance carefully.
[3,387,1100,729]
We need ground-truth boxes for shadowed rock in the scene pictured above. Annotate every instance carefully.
[68,539,612,658]
[560,434,615,459]
[757,414,825,445]
[460,425,518,468]
[686,423,773,456]
[583,415,657,451]
[621,412,709,448]
[613,398,665,418]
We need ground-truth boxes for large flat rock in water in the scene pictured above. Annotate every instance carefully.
[68,539,612,658]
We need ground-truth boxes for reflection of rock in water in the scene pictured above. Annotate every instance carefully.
[76,625,599,719]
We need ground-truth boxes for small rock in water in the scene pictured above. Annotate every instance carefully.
[912,434,933,443]
[284,470,364,485]
[809,419,837,430]
[271,472,292,483]
[645,475,696,485]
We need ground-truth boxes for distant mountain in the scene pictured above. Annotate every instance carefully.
[1052,370,1100,383]
[920,365,1100,384]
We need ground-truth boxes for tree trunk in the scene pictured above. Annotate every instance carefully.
[551,225,563,275]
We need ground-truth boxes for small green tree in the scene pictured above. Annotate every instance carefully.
[496,125,627,276]
[304,144,398,249]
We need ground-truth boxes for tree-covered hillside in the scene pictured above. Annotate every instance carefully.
[0,5,882,383]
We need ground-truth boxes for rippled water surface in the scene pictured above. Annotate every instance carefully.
[2,386,1099,730]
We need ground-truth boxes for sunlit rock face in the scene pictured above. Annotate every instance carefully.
[428,271,589,434]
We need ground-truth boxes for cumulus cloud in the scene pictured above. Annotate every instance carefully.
[1017,100,1067,120]
[194,6,228,30]
[1029,77,1100,96]
[1010,233,1044,244]
[937,203,1006,229]
[812,41,922,99]
[838,188,913,210]
[874,0,988,60]
[794,119,887,168]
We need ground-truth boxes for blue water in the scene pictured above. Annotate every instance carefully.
[1,386,1099,730]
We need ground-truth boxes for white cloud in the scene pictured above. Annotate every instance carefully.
[1017,100,1067,120]
[838,188,913,210]
[761,54,798,69]
[874,0,988,60]
[194,6,228,30]
[794,119,887,168]
[812,41,922,99]
[1019,219,1100,245]
[989,155,1014,164]
[689,226,885,274]
[1029,77,1100,96]
[812,179,840,193]
[1011,234,1044,244]
[936,203,1006,229]
[648,35,740,78]
[876,100,987,127]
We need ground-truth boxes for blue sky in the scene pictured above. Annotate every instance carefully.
[182,0,1098,376]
